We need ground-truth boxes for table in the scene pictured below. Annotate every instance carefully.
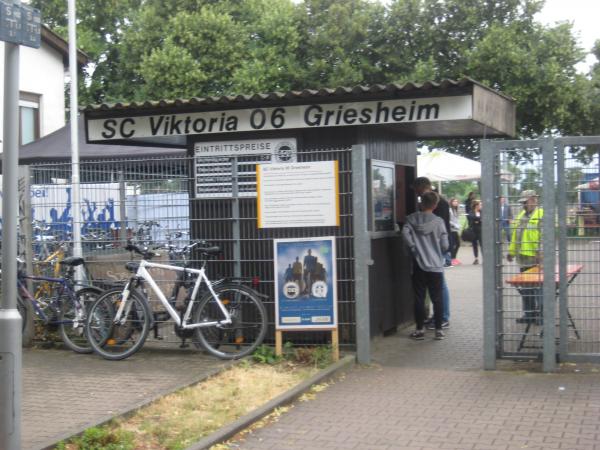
[506,264,583,351]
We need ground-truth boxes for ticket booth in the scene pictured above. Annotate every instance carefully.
[84,77,515,362]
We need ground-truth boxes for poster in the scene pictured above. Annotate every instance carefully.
[273,237,337,330]
[257,161,339,228]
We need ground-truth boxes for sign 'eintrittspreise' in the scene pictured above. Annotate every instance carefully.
[86,95,473,141]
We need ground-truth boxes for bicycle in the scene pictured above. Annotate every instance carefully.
[15,256,103,353]
[85,241,268,361]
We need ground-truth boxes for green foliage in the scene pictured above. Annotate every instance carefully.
[252,342,333,368]
[35,0,600,158]
[56,426,134,450]
[252,344,281,365]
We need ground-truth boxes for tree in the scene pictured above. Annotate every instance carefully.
[31,0,142,105]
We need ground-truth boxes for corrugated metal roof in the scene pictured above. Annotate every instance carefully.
[84,77,511,112]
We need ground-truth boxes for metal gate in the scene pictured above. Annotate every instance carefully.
[18,147,359,349]
[482,137,600,371]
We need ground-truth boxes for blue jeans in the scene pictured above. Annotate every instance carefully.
[442,274,450,322]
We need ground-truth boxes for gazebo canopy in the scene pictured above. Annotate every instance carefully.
[417,150,481,182]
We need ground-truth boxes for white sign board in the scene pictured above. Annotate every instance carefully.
[86,95,473,141]
[257,161,339,228]
[194,138,297,199]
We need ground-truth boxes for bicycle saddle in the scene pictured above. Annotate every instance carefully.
[125,262,140,273]
[60,256,85,267]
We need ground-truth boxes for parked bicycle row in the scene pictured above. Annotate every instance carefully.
[11,237,268,361]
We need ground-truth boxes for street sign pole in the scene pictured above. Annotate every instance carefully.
[0,0,22,446]
[1,2,40,447]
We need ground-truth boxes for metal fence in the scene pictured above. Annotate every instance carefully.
[19,148,356,349]
[482,137,600,371]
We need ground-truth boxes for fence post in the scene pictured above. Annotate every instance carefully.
[481,139,497,370]
[556,141,568,361]
[231,157,241,278]
[118,171,127,246]
[542,137,557,372]
[351,145,371,364]
[18,166,34,346]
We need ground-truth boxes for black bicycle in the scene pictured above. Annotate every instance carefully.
[15,256,102,353]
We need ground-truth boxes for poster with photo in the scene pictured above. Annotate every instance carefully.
[273,237,337,330]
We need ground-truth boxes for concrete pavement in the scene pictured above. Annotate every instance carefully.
[234,247,600,450]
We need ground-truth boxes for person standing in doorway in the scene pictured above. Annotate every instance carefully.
[467,200,482,264]
[413,177,451,329]
[402,191,449,340]
[507,190,544,323]
[449,198,461,265]
[499,196,513,243]
[464,191,476,215]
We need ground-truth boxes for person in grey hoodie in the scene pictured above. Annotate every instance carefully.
[402,191,449,340]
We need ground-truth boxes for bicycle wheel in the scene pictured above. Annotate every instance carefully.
[192,284,267,359]
[86,287,151,361]
[59,287,102,354]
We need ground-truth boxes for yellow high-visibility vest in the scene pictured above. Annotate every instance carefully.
[509,208,544,257]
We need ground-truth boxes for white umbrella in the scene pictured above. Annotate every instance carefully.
[417,151,481,182]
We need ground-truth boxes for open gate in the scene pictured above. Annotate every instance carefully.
[482,137,600,371]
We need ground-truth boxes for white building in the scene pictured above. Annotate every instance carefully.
[0,25,87,154]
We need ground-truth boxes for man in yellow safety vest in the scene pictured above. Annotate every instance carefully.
[507,190,544,324]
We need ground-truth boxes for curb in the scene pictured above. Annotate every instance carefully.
[186,354,355,450]
[40,361,235,450]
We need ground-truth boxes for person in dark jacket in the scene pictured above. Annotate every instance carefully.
[467,199,482,264]
[402,191,449,340]
[464,191,476,215]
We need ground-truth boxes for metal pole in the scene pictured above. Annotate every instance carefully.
[542,137,557,372]
[231,157,241,278]
[68,0,82,259]
[556,141,568,361]
[1,24,23,450]
[481,139,497,370]
[351,145,371,364]
[118,171,127,246]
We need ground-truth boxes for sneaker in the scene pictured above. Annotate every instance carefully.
[410,330,425,340]
[435,329,445,340]
[451,259,461,266]
[427,321,450,330]
[423,317,434,326]
[473,258,479,265]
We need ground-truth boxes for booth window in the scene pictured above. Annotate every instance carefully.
[20,92,40,145]
[368,159,396,232]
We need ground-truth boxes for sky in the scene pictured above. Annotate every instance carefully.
[535,0,599,72]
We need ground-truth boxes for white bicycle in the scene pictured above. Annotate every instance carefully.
[85,241,267,360]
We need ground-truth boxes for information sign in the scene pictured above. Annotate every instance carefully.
[274,237,337,330]
[194,138,296,199]
[257,161,339,228]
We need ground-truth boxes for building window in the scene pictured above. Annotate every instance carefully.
[20,92,40,145]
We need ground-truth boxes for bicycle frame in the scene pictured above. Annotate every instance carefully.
[115,260,232,329]
[18,274,80,324]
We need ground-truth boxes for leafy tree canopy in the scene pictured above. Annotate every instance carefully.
[35,0,600,157]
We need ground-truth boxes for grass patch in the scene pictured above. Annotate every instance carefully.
[55,361,319,450]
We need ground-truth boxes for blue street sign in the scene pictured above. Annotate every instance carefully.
[0,1,40,48]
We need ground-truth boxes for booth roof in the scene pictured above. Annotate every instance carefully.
[83,77,514,112]
[15,117,185,164]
